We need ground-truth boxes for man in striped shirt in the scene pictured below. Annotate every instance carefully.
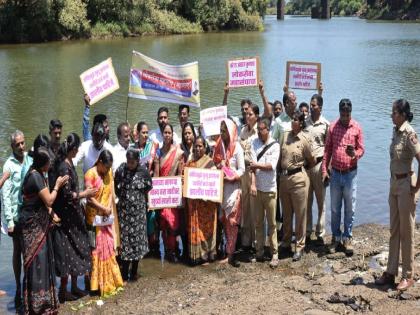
[322,99,364,255]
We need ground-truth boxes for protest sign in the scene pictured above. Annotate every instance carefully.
[128,51,200,107]
[148,176,183,210]
[227,57,259,88]
[199,106,227,137]
[80,58,119,105]
[183,167,223,203]
[286,61,321,90]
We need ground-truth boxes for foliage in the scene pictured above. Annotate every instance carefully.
[285,0,363,16]
[58,0,90,36]
[0,0,267,43]
[364,0,420,20]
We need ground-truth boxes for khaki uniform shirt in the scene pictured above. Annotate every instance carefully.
[240,123,258,165]
[280,131,313,171]
[304,115,330,159]
[390,121,420,174]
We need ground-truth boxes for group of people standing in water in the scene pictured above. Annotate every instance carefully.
[1,80,419,314]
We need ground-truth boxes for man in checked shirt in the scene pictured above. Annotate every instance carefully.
[322,99,365,256]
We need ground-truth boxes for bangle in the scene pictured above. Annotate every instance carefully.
[53,188,58,192]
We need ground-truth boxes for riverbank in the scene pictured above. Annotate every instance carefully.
[0,1,265,43]
[60,223,420,314]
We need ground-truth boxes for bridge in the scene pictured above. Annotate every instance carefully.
[276,0,331,19]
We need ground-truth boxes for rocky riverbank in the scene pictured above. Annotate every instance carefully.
[62,223,420,314]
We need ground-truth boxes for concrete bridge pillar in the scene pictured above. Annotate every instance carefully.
[277,0,285,20]
[320,0,331,19]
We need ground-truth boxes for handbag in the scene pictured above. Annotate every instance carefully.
[92,214,114,227]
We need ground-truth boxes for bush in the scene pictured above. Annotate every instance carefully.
[58,0,90,37]
[150,9,203,34]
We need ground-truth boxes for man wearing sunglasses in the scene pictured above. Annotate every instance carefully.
[322,99,364,256]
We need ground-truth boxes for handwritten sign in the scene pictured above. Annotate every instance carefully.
[200,106,227,137]
[129,51,200,107]
[183,167,223,203]
[227,57,259,88]
[80,58,119,105]
[148,176,182,210]
[286,61,321,90]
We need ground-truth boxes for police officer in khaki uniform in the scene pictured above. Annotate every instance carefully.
[279,111,315,261]
[375,99,420,291]
[304,94,329,243]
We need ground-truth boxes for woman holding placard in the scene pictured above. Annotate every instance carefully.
[84,150,123,296]
[185,136,218,265]
[154,124,184,262]
[213,119,245,267]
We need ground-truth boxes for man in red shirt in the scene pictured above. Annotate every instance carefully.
[322,99,364,255]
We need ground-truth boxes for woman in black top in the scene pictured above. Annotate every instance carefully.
[19,147,68,315]
[50,133,97,303]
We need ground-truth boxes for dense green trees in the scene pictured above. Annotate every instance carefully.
[0,0,267,43]
[285,0,364,16]
[364,0,420,20]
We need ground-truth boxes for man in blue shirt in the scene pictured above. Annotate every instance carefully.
[1,130,32,309]
[83,94,110,142]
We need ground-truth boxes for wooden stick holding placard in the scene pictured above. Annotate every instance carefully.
[286,61,321,91]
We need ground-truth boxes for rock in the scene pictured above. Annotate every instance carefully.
[350,276,365,285]
[388,290,399,299]
[400,293,414,300]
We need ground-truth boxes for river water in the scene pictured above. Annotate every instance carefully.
[1,15,420,312]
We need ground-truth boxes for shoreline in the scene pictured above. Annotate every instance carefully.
[59,223,420,314]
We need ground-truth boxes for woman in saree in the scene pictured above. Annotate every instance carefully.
[154,124,184,262]
[115,148,152,281]
[213,119,245,267]
[180,122,197,261]
[186,136,218,265]
[181,122,197,164]
[50,133,97,303]
[19,147,68,314]
[132,121,159,256]
[84,150,123,296]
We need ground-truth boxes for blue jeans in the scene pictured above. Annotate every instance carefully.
[330,169,357,240]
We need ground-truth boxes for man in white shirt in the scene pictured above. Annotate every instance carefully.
[250,118,280,268]
[73,122,116,174]
[113,122,131,171]
[149,106,180,148]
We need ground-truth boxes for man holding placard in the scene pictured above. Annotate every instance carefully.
[250,118,280,268]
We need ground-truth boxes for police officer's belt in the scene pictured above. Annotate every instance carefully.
[280,167,302,176]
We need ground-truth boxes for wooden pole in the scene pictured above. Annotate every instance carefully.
[125,96,130,122]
